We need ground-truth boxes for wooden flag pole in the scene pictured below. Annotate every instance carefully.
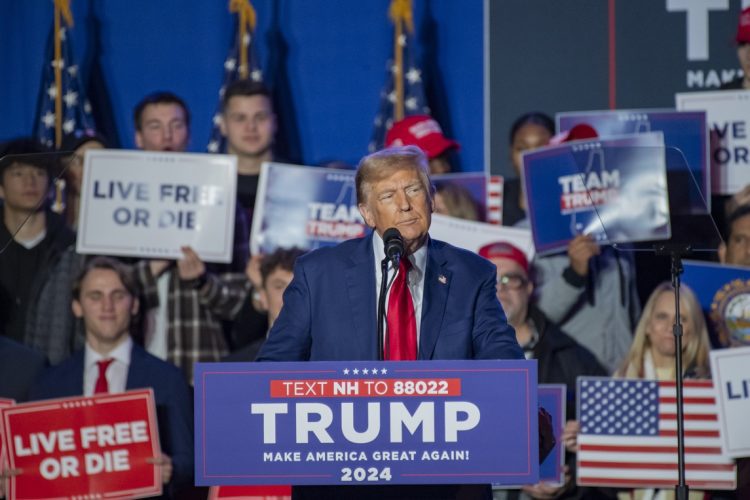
[230,0,257,80]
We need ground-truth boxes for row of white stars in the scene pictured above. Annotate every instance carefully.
[342,368,388,375]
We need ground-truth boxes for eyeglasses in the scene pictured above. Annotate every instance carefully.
[496,273,528,290]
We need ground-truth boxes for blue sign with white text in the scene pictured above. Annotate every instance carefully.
[250,163,369,254]
[558,109,708,211]
[195,360,539,486]
[523,132,671,255]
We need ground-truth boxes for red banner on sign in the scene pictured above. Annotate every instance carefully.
[2,389,162,499]
[269,378,462,398]
[209,485,292,499]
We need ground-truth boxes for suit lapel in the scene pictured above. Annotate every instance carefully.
[125,344,146,389]
[419,239,451,359]
[343,234,378,358]
[66,351,86,395]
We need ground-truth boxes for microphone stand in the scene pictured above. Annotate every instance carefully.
[655,243,690,500]
[377,257,390,361]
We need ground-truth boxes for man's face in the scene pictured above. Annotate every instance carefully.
[72,268,138,348]
[220,95,276,157]
[261,267,294,328]
[358,165,433,254]
[135,103,189,152]
[720,213,750,267]
[490,257,532,327]
[0,162,49,212]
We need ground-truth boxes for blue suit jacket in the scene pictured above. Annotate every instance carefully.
[0,336,46,402]
[258,234,522,362]
[29,343,194,492]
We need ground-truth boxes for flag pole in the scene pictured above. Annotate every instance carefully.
[53,2,63,148]
[229,0,257,80]
[52,0,74,149]
[389,0,413,122]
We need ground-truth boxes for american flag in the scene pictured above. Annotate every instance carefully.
[34,8,95,149]
[206,0,264,153]
[576,377,736,490]
[368,1,430,153]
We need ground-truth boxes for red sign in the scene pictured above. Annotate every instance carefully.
[209,485,292,499]
[2,389,162,499]
[0,398,14,478]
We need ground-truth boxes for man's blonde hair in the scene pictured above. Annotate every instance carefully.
[355,145,434,205]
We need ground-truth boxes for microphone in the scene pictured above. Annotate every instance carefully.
[383,227,404,267]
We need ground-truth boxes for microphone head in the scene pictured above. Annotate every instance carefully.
[383,227,405,263]
[383,227,402,244]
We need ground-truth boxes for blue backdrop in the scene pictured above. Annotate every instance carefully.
[0,0,484,172]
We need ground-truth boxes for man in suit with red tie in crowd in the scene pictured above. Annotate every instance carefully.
[257,145,524,499]
[27,256,193,498]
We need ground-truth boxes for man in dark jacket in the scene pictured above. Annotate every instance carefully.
[478,242,609,500]
[0,138,84,364]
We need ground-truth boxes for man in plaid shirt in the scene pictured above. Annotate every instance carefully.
[132,91,250,384]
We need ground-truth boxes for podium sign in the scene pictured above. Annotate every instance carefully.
[196,360,539,486]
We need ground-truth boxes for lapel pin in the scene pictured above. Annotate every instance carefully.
[438,275,447,285]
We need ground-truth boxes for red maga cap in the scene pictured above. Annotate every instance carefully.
[737,7,750,44]
[477,241,529,274]
[548,123,599,146]
[385,115,460,159]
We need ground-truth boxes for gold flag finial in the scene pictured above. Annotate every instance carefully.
[229,0,257,79]
[388,0,414,34]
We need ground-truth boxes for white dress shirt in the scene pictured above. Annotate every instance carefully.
[372,231,427,346]
[83,336,132,396]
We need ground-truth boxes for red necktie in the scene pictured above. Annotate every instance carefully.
[386,258,417,360]
[94,359,114,394]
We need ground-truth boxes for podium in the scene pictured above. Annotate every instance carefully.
[194,359,539,487]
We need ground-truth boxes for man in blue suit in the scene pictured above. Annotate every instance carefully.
[28,256,193,497]
[257,146,523,499]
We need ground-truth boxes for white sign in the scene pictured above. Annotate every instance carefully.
[710,345,750,458]
[429,213,535,261]
[77,150,237,263]
[676,90,750,194]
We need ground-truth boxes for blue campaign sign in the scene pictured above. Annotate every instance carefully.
[682,260,750,348]
[523,132,671,255]
[250,163,371,254]
[557,110,708,211]
[195,360,539,486]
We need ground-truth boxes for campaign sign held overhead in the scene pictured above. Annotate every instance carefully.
[77,149,238,263]
[195,360,539,486]
[522,132,670,255]
[251,163,369,254]
[557,109,708,210]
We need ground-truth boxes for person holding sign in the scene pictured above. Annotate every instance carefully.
[28,256,193,494]
[131,91,251,385]
[478,241,607,499]
[257,145,523,499]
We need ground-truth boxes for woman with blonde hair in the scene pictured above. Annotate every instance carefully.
[611,282,712,500]
[615,281,711,380]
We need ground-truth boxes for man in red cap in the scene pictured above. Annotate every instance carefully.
[385,115,459,174]
[477,241,607,499]
[721,7,750,90]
